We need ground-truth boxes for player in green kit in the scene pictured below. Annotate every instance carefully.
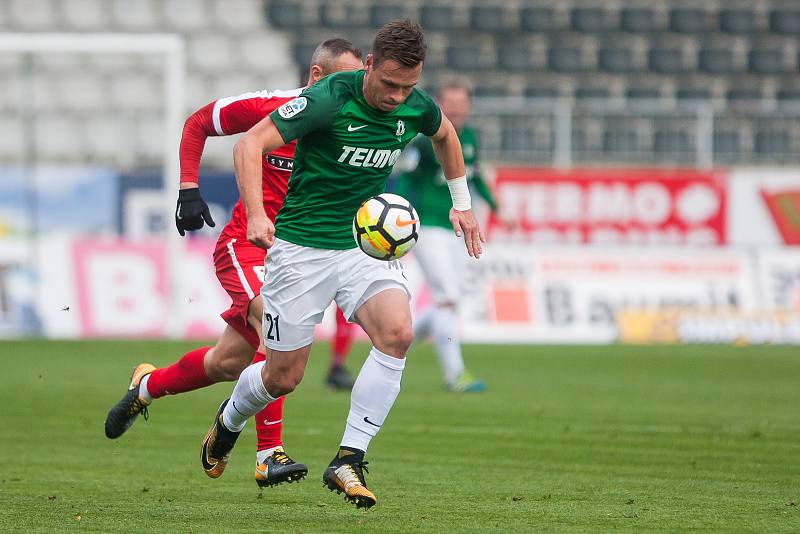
[200,20,484,508]
[395,77,501,393]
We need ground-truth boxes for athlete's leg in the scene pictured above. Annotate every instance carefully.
[337,288,411,451]
[243,296,288,460]
[221,345,311,432]
[105,324,257,439]
[322,285,411,508]
[411,226,484,391]
[326,307,356,390]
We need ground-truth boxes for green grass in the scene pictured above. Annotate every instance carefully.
[1,341,799,532]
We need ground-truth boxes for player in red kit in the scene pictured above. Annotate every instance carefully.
[104,39,363,488]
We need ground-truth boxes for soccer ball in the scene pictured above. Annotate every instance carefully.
[352,193,419,261]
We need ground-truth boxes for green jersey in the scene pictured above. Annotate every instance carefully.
[269,70,442,249]
[394,125,497,229]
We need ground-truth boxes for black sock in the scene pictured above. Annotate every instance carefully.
[336,446,365,462]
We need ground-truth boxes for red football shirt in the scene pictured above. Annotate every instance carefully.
[179,87,303,237]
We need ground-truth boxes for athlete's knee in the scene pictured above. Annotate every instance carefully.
[263,369,303,397]
[205,348,249,382]
[375,320,413,356]
[261,354,306,397]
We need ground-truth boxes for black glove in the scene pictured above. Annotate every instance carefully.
[175,188,215,236]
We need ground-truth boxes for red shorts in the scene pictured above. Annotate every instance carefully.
[213,230,267,349]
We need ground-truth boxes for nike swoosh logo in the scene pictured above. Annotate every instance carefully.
[200,439,217,471]
[363,416,382,428]
[232,401,246,417]
[176,203,182,220]
[395,216,419,228]
[348,124,368,132]
[262,419,282,426]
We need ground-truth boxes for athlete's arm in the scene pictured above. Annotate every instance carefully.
[176,102,217,235]
[430,115,485,259]
[233,115,287,249]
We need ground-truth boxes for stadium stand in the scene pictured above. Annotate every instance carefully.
[1,0,799,166]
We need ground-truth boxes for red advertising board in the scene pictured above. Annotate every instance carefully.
[760,189,800,245]
[487,168,728,245]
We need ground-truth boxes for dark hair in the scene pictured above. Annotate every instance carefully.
[372,19,426,67]
[310,37,362,67]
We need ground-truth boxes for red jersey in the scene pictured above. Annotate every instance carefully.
[179,87,304,237]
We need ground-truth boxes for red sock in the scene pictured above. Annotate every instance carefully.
[145,346,213,399]
[252,352,285,452]
[331,307,354,367]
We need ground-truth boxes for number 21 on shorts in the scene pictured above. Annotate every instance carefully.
[264,312,280,341]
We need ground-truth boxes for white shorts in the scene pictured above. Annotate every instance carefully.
[412,226,467,305]
[261,238,412,351]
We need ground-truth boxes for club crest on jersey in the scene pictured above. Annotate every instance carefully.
[278,97,307,119]
[395,120,405,138]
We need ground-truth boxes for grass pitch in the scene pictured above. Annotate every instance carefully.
[0,340,798,532]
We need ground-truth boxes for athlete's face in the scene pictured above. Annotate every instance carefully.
[362,54,422,112]
[307,52,363,85]
[437,87,470,132]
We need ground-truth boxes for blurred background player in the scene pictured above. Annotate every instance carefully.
[395,77,503,393]
[328,308,356,389]
[104,38,363,488]
[200,20,485,509]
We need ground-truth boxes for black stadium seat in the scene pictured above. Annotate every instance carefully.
[267,1,304,28]
[603,129,640,153]
[575,87,610,100]
[713,131,741,155]
[725,87,761,101]
[769,10,800,34]
[471,5,511,33]
[370,4,406,28]
[755,131,792,155]
[598,47,638,73]
[620,8,657,33]
[748,49,786,74]
[570,8,613,32]
[473,86,508,98]
[698,49,736,74]
[719,9,759,33]
[669,8,712,33]
[648,48,685,73]
[525,87,560,99]
[497,41,534,71]
[293,42,318,68]
[626,87,661,100]
[502,126,539,153]
[521,7,558,32]
[319,2,361,28]
[676,88,712,101]
[446,44,485,70]
[420,5,456,30]
[654,130,691,154]
[777,89,800,102]
[548,47,587,72]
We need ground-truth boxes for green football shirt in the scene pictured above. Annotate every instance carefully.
[394,125,497,230]
[268,69,442,249]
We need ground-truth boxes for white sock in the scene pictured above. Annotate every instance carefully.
[340,347,405,452]
[221,361,277,432]
[413,306,435,339]
[431,307,464,384]
[138,374,153,403]
[256,445,283,464]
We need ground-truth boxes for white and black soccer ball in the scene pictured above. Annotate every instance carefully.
[352,193,419,261]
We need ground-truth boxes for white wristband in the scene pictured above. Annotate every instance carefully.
[446,175,471,211]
